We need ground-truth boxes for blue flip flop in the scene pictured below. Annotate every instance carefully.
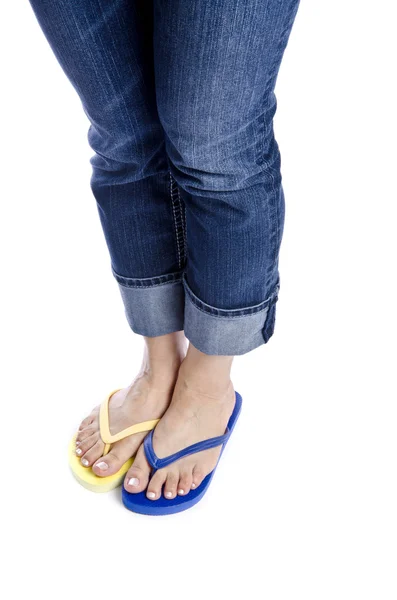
[122,390,243,515]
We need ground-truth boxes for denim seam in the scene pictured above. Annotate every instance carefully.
[178,185,187,250]
[260,92,282,291]
[116,278,183,290]
[187,297,270,319]
[176,180,187,263]
[112,265,183,289]
[264,163,282,290]
[169,171,186,270]
[183,274,279,319]
[169,171,181,269]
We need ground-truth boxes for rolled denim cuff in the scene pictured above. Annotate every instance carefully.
[182,273,280,356]
[112,266,185,336]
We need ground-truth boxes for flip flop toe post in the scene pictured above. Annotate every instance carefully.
[122,390,243,515]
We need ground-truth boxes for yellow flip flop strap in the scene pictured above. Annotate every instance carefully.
[99,388,160,457]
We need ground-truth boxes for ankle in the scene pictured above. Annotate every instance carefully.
[177,356,233,400]
[180,344,233,390]
[140,361,180,388]
[140,331,187,383]
[144,331,186,361]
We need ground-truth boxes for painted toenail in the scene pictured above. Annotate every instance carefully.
[75,448,82,455]
[81,458,89,466]
[128,477,139,487]
[178,489,185,495]
[147,492,156,499]
[165,492,173,498]
[75,441,80,446]
[191,483,196,489]
[95,462,108,471]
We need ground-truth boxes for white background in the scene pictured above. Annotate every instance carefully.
[1,1,396,598]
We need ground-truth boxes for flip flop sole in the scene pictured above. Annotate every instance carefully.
[68,434,134,493]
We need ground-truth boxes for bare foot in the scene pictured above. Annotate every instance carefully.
[124,344,235,499]
[74,331,187,477]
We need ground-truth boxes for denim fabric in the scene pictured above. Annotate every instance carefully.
[29,0,300,355]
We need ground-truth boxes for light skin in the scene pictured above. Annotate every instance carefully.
[75,332,235,500]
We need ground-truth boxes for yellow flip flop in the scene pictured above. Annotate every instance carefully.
[68,387,160,493]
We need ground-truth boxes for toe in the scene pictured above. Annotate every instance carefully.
[124,444,151,493]
[192,466,206,490]
[163,471,179,499]
[177,470,193,497]
[146,469,166,501]
[79,439,105,467]
[78,414,95,430]
[76,424,97,444]
[75,432,100,458]
[91,439,134,477]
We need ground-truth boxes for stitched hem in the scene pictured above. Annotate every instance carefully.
[182,272,279,318]
[111,264,184,289]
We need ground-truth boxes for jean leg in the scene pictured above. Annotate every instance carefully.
[154,0,300,354]
[28,0,186,336]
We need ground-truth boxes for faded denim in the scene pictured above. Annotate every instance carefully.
[28,0,300,355]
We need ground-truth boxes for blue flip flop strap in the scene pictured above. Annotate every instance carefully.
[143,427,231,470]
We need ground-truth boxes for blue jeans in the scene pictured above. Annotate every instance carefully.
[29,0,300,355]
